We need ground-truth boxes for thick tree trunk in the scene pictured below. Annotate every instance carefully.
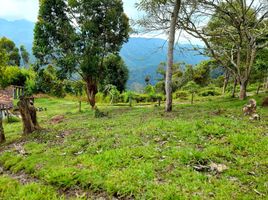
[232,78,237,98]
[239,81,248,100]
[0,111,5,143]
[222,71,230,94]
[85,79,98,109]
[18,97,41,135]
[165,0,181,112]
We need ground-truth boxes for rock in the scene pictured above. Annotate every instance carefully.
[249,114,260,121]
[209,163,228,173]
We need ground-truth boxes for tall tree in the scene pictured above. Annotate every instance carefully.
[20,45,30,66]
[0,37,20,66]
[137,0,182,112]
[33,0,129,108]
[101,54,129,92]
[179,0,268,100]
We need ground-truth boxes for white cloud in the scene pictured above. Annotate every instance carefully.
[0,0,202,44]
[0,0,39,22]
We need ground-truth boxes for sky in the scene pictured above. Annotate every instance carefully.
[0,0,140,22]
[0,0,201,43]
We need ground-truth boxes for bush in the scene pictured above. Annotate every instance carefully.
[0,66,27,88]
[174,91,189,99]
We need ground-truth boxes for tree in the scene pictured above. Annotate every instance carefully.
[101,54,129,92]
[137,0,182,112]
[33,0,130,108]
[0,37,20,66]
[0,66,27,88]
[252,48,268,93]
[179,0,268,100]
[20,45,30,66]
[104,84,120,104]
[193,60,212,86]
[183,81,200,104]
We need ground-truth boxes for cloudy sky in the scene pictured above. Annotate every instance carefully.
[0,0,201,43]
[0,0,140,22]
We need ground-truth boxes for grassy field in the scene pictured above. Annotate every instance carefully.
[0,95,268,199]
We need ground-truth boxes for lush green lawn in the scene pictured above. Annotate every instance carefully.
[0,95,268,199]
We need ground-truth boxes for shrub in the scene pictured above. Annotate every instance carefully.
[174,91,189,99]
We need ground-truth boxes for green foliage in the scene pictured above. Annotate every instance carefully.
[104,84,121,104]
[0,37,20,66]
[101,54,129,92]
[33,0,130,105]
[183,81,200,94]
[174,90,189,100]
[193,60,212,86]
[0,66,27,88]
[199,85,221,97]
[36,65,65,97]
[4,116,20,124]
[19,45,30,66]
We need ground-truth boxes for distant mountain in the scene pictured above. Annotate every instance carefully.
[0,18,207,89]
[0,19,34,54]
[121,37,207,88]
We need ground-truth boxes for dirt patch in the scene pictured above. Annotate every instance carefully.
[50,115,65,124]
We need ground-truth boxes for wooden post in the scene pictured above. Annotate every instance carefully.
[14,87,17,99]
[0,109,5,143]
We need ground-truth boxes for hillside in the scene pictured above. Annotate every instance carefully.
[0,19,207,88]
[0,95,268,199]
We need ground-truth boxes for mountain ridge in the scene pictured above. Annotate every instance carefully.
[0,18,207,89]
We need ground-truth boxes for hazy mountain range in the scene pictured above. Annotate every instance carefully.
[0,18,207,89]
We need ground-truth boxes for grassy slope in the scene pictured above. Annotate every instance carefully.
[0,95,268,199]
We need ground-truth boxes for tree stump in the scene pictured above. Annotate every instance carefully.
[18,96,41,135]
[0,110,5,143]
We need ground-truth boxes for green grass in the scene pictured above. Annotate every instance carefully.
[0,94,268,199]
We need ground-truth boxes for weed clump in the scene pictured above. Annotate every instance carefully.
[94,107,108,118]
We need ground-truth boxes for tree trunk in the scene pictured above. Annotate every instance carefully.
[256,82,262,95]
[85,78,98,109]
[78,100,82,112]
[0,111,5,143]
[191,93,194,105]
[239,81,248,100]
[165,0,181,112]
[18,97,41,135]
[265,77,268,90]
[232,78,237,98]
[222,71,230,94]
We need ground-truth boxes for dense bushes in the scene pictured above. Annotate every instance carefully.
[0,66,27,88]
